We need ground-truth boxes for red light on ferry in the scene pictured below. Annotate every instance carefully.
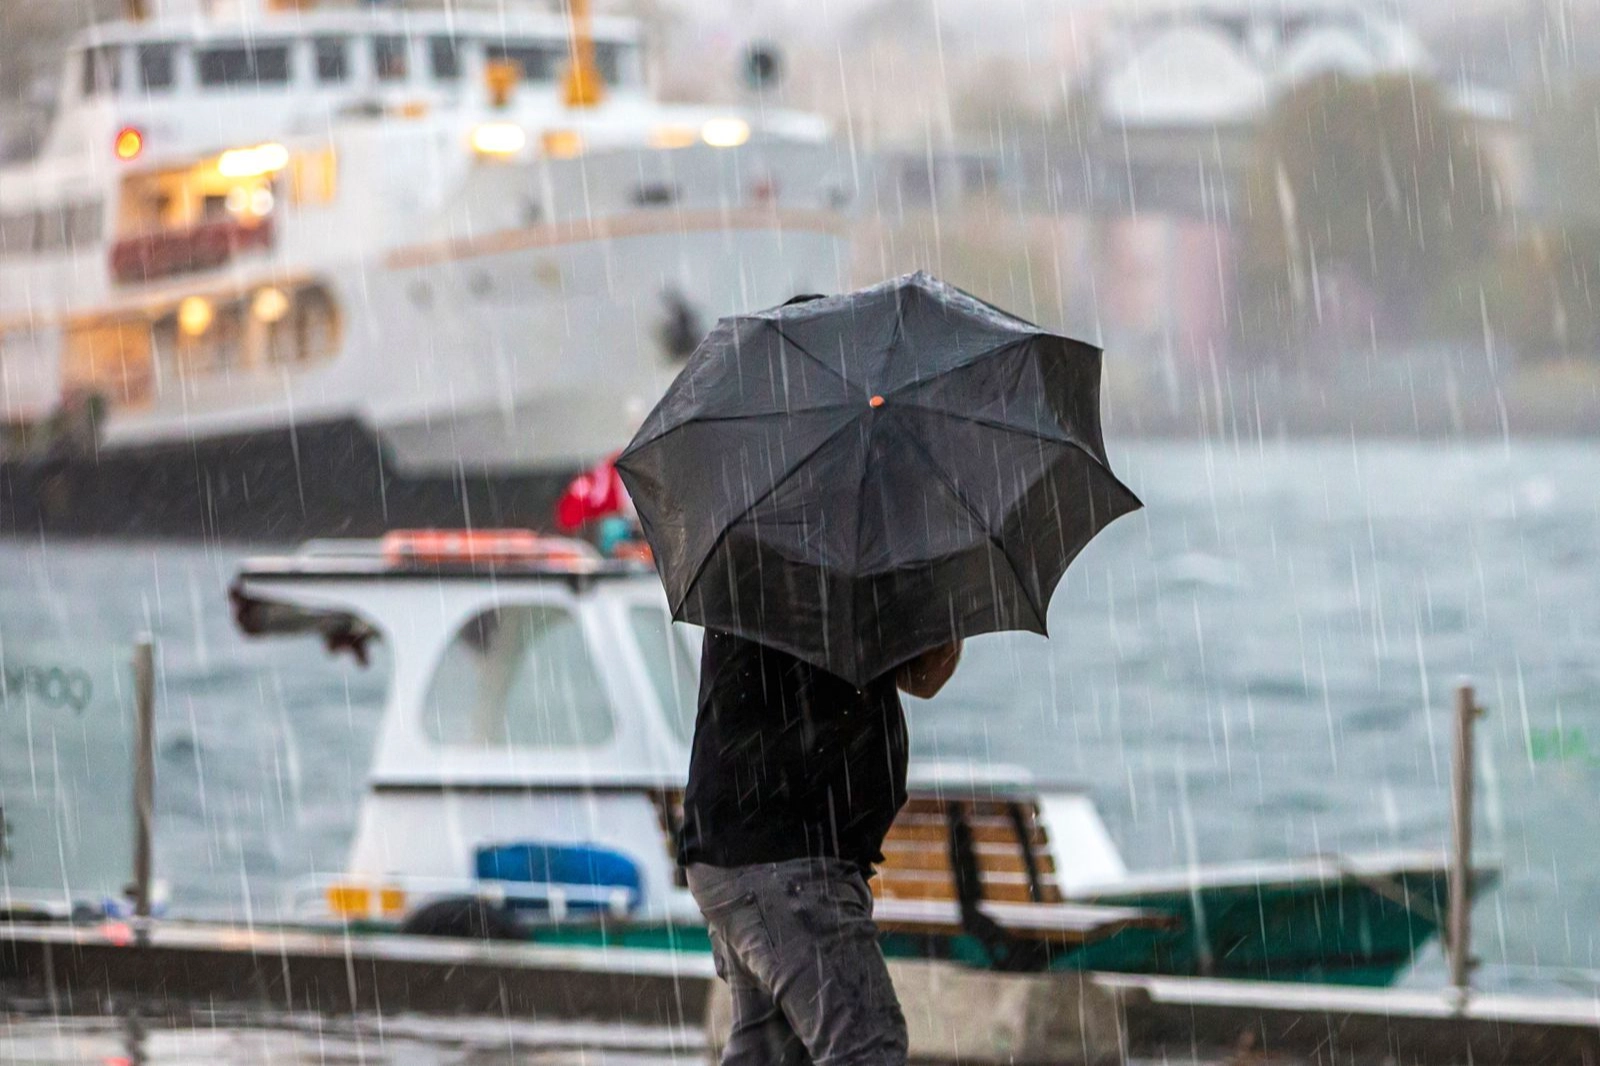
[114,126,144,162]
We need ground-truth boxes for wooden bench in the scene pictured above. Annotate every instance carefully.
[869,795,1173,958]
[653,789,1174,965]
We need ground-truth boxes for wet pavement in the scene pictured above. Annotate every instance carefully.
[0,1010,704,1066]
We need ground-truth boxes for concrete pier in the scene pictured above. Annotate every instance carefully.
[0,920,714,1026]
[7,921,1600,1064]
[1105,973,1600,1065]
[706,959,1126,1065]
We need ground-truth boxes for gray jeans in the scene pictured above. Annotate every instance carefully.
[688,858,909,1066]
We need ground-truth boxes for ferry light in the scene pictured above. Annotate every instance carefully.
[648,125,697,150]
[218,142,290,179]
[701,118,751,148]
[114,127,144,162]
[177,296,214,337]
[541,129,583,159]
[470,122,527,158]
[252,287,290,324]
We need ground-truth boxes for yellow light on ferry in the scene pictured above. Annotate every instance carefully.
[701,118,751,148]
[252,287,290,324]
[177,296,214,337]
[648,125,698,150]
[542,129,584,159]
[218,142,290,179]
[114,126,144,162]
[470,122,527,158]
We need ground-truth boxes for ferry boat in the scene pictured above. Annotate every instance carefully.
[0,0,851,540]
[227,529,1496,984]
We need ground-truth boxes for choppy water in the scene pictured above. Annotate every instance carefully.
[1,441,1597,990]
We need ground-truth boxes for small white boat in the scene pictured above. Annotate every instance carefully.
[231,530,1490,983]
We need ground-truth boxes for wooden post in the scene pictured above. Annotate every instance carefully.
[1448,683,1481,1000]
[132,641,155,926]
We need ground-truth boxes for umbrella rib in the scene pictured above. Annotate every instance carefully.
[764,319,853,387]
[900,403,1117,476]
[891,416,1049,632]
[666,416,860,618]
[881,335,1031,394]
[670,402,856,426]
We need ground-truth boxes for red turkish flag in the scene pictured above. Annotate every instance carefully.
[555,452,629,531]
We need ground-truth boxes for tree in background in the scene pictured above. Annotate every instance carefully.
[1234,74,1503,361]
[1528,77,1600,227]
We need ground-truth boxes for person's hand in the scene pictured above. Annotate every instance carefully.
[895,641,962,699]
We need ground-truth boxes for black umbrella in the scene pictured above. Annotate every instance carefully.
[615,272,1142,686]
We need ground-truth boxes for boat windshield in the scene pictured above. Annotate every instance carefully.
[628,605,697,744]
[421,605,614,750]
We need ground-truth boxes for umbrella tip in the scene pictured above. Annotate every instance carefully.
[869,395,885,408]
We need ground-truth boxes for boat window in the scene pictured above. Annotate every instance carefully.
[197,43,291,88]
[429,36,462,81]
[289,147,339,206]
[483,40,561,82]
[291,284,341,364]
[423,606,615,750]
[138,44,178,91]
[33,206,68,253]
[63,318,155,407]
[593,41,622,85]
[81,46,122,97]
[0,212,36,256]
[629,606,698,744]
[313,38,349,83]
[66,201,103,245]
[373,36,409,82]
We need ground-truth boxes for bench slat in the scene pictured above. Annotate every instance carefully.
[880,840,1060,877]
[885,822,1049,847]
[872,897,1169,944]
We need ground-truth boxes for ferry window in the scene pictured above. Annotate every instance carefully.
[64,318,155,408]
[629,606,698,744]
[313,38,348,83]
[593,42,622,85]
[33,207,67,253]
[0,212,36,256]
[138,44,177,91]
[292,285,341,363]
[429,37,462,80]
[373,36,409,82]
[289,148,339,206]
[484,40,559,82]
[66,201,103,245]
[198,44,291,88]
[422,606,615,750]
[81,46,122,97]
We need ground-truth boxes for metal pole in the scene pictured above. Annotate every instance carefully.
[132,641,155,926]
[1448,683,1480,999]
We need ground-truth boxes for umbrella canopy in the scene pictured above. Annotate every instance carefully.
[615,272,1142,686]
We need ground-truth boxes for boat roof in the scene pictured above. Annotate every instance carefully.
[237,533,656,586]
[73,9,641,49]
[239,554,653,584]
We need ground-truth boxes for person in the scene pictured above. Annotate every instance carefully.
[681,632,963,1066]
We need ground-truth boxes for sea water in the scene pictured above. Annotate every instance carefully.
[1,441,1596,992]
